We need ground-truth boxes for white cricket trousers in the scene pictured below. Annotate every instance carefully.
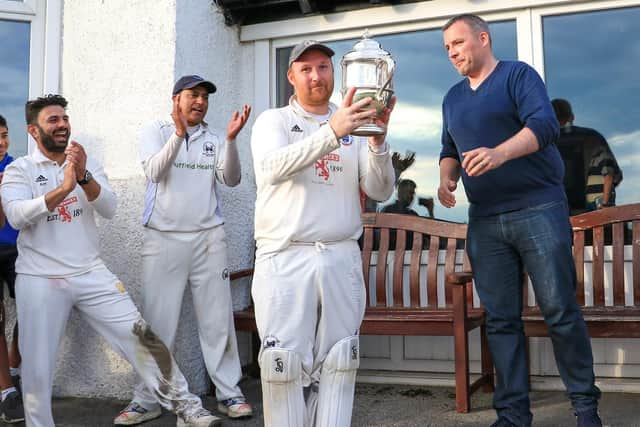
[15,265,204,427]
[251,240,366,386]
[134,225,243,406]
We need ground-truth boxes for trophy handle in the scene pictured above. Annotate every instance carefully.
[375,69,394,100]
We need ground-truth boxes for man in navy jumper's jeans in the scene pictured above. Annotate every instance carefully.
[438,14,602,427]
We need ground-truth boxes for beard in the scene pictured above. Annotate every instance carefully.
[301,83,333,106]
[37,124,69,153]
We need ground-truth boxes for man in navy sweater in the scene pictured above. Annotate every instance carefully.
[438,14,602,427]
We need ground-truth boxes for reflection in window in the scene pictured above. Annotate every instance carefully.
[544,7,640,209]
[0,19,30,157]
[276,21,516,222]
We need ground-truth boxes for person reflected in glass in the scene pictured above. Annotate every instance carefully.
[382,179,434,218]
[362,150,414,212]
[551,98,622,215]
[438,14,602,427]
[382,179,434,250]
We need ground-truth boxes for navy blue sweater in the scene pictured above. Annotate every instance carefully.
[440,61,565,217]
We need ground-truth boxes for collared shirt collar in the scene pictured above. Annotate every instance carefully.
[31,145,68,167]
[289,95,337,121]
[165,117,209,140]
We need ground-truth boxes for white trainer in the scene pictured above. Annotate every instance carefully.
[114,402,162,425]
[217,397,253,419]
[176,408,223,427]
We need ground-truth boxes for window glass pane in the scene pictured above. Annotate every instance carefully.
[0,19,30,157]
[276,21,516,222]
[543,7,639,208]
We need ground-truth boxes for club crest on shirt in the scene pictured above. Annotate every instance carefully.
[202,142,215,157]
[47,196,82,223]
[313,153,342,185]
[340,135,353,146]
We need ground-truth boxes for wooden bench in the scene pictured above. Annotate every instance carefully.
[446,203,640,387]
[231,212,494,413]
[520,203,640,339]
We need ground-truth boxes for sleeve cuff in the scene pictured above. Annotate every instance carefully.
[31,195,50,215]
[368,142,389,155]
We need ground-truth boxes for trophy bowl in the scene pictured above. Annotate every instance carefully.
[350,87,394,136]
[341,32,395,136]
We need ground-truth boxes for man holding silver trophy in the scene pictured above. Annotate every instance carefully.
[250,39,396,426]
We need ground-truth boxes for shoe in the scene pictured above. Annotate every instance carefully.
[576,408,603,427]
[114,402,162,425]
[217,397,253,419]
[176,408,223,427]
[490,417,517,427]
[0,390,25,424]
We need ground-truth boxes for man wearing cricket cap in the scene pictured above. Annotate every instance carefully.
[115,75,253,425]
[250,40,396,426]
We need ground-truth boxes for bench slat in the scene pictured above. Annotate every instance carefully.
[592,226,605,306]
[634,220,640,306]
[409,234,422,307]
[444,237,457,307]
[573,230,586,306]
[362,227,374,306]
[393,230,406,307]
[427,233,439,308]
[376,228,390,307]
[612,222,625,306]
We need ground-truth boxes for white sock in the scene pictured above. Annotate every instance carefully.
[1,387,16,401]
[9,367,20,377]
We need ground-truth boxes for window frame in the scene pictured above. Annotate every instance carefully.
[243,0,640,111]
[0,0,61,153]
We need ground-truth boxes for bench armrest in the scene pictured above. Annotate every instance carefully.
[447,271,473,285]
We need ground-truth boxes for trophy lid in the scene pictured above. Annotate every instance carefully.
[342,30,392,62]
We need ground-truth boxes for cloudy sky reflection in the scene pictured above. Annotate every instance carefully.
[0,19,30,157]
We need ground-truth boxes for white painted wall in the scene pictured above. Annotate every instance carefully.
[27,0,256,399]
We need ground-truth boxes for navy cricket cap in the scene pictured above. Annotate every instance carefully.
[172,75,217,96]
[288,40,335,68]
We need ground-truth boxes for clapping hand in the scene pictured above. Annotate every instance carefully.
[171,95,188,138]
[226,105,252,141]
[64,141,87,180]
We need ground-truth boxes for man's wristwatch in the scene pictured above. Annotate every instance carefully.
[77,170,93,186]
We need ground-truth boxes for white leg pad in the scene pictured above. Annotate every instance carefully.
[315,335,360,427]
[259,347,305,427]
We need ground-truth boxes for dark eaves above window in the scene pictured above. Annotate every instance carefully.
[212,0,427,26]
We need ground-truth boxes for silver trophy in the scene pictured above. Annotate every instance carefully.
[341,31,395,136]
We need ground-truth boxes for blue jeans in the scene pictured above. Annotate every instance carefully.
[467,200,600,426]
